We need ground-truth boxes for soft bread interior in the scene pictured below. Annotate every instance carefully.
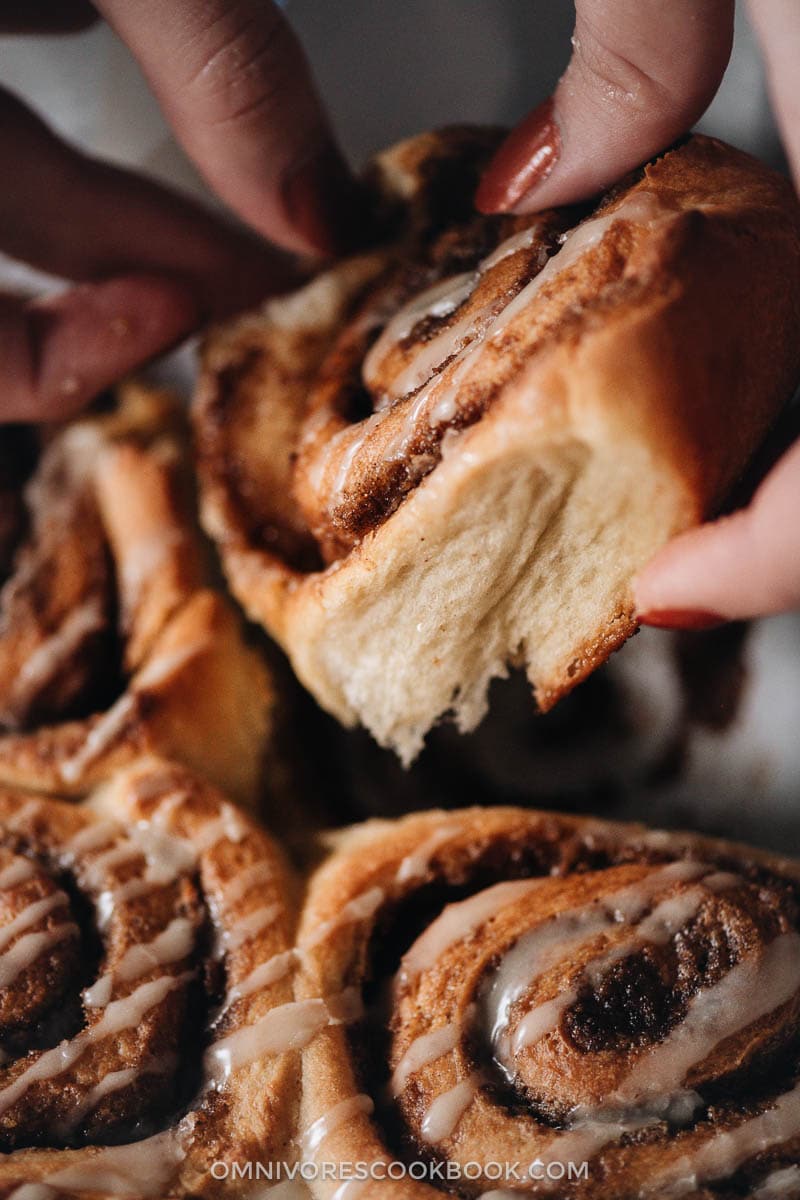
[195,133,800,763]
[285,388,691,764]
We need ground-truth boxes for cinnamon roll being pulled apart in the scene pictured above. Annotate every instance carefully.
[0,382,272,806]
[195,129,800,762]
[0,757,302,1197]
[296,806,800,1200]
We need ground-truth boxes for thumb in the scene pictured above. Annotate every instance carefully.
[634,437,800,626]
[477,0,734,214]
[0,275,197,423]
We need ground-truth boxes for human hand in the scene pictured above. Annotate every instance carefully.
[1,0,357,422]
[477,0,800,624]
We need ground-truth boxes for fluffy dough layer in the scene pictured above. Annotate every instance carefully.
[195,131,800,762]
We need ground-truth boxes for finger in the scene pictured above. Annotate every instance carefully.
[0,88,297,320]
[634,437,800,625]
[0,1,97,33]
[477,0,734,214]
[746,0,800,188]
[94,0,362,255]
[0,275,197,423]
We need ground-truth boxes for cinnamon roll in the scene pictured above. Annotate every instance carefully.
[295,807,800,1199]
[0,382,273,806]
[195,129,800,763]
[0,756,304,1197]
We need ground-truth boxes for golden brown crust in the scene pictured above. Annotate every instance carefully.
[296,806,800,1200]
[194,132,800,760]
[0,382,273,807]
[0,757,298,1198]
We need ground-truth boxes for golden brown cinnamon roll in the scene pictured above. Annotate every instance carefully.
[0,382,273,806]
[0,757,303,1197]
[195,129,800,763]
[295,807,800,1199]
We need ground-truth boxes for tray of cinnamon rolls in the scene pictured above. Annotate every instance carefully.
[1,127,800,1198]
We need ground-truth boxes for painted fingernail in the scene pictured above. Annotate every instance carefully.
[476,98,561,214]
[637,609,727,632]
[282,145,369,257]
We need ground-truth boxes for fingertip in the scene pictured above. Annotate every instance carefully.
[636,608,727,632]
[30,274,200,419]
[279,145,370,257]
[476,99,561,215]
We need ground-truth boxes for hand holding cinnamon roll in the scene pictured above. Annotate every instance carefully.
[195,128,800,762]
[295,807,800,1199]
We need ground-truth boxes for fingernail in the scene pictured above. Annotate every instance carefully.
[476,98,561,214]
[282,145,369,257]
[637,609,727,632]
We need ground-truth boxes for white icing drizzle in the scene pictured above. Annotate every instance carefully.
[133,640,206,691]
[140,787,188,830]
[396,823,459,884]
[484,862,706,1051]
[305,886,385,949]
[391,1022,460,1096]
[59,694,137,785]
[0,972,190,1115]
[482,224,545,270]
[228,949,298,1004]
[193,804,248,854]
[609,931,800,1109]
[702,871,742,891]
[489,190,668,343]
[84,916,196,1008]
[65,822,119,857]
[6,1130,184,1198]
[397,879,545,988]
[82,843,143,890]
[222,903,282,953]
[206,989,363,1085]
[363,271,475,392]
[421,1072,481,1143]
[90,826,195,930]
[535,1117,640,1187]
[128,822,197,877]
[118,528,183,606]
[0,924,78,989]
[512,884,712,1053]
[6,799,44,830]
[96,870,177,930]
[324,188,672,504]
[222,860,275,907]
[205,998,330,1083]
[0,858,37,890]
[60,1056,173,1133]
[0,893,67,952]
[363,221,547,405]
[754,1165,800,1200]
[301,1093,374,1158]
[58,641,207,786]
[15,602,105,697]
[643,1079,800,1195]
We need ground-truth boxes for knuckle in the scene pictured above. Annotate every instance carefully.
[184,6,301,129]
[572,29,674,116]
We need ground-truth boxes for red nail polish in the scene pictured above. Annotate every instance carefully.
[476,98,561,214]
[637,609,727,632]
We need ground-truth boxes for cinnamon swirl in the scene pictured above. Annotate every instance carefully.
[195,129,800,762]
[0,756,302,1197]
[0,381,273,806]
[295,806,800,1200]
